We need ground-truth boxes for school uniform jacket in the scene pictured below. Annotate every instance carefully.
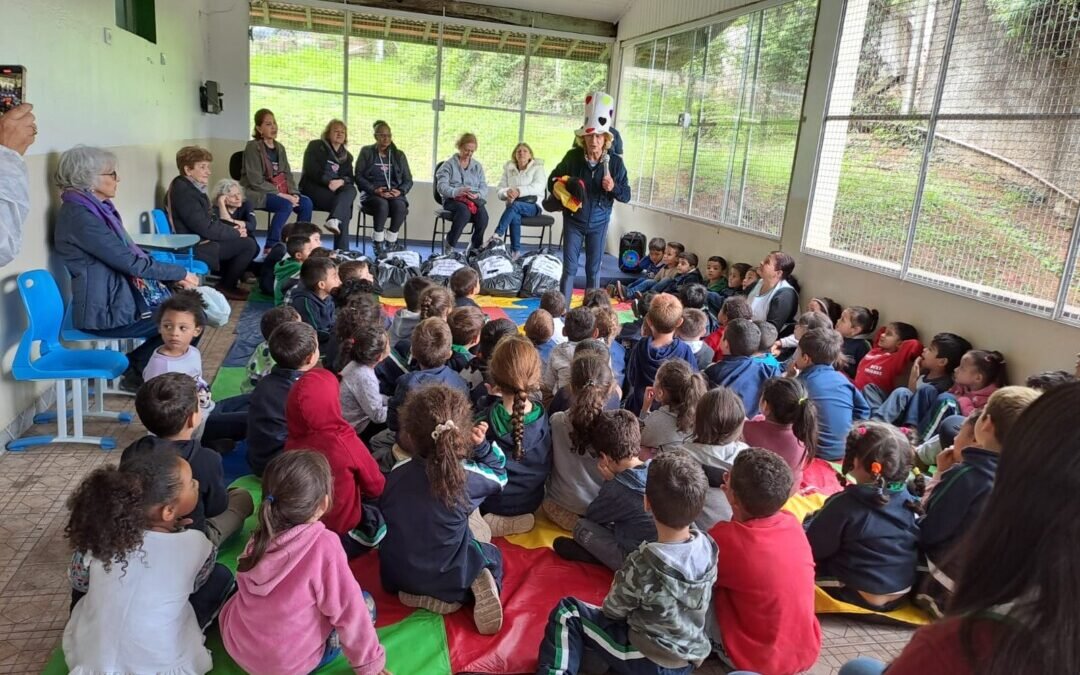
[290,285,336,349]
[584,463,658,558]
[798,364,871,461]
[624,337,698,414]
[841,335,873,379]
[804,483,920,595]
[246,366,305,476]
[703,356,782,418]
[919,447,998,575]
[478,401,552,516]
[386,365,470,432]
[378,441,507,604]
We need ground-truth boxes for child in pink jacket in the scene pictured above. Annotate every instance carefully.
[221,451,389,675]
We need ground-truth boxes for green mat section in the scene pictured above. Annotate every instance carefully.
[217,474,264,571]
[248,288,274,304]
[210,366,248,402]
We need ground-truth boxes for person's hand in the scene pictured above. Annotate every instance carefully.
[471,421,489,446]
[771,340,783,356]
[936,446,959,473]
[640,386,655,415]
[178,272,200,289]
[389,188,401,198]
[601,175,614,192]
[287,193,300,206]
[597,456,615,481]
[217,194,231,215]
[328,178,345,192]
[0,103,36,155]
[235,226,247,238]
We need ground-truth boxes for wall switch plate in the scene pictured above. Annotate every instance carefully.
[103,27,112,45]
[160,52,166,65]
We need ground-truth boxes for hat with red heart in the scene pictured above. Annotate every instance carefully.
[575,91,615,138]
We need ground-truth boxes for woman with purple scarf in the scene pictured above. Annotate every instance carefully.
[53,146,199,391]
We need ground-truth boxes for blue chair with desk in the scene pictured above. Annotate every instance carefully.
[142,208,210,275]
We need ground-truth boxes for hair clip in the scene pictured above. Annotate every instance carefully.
[857,426,868,436]
[798,396,808,405]
[264,494,275,504]
[431,419,457,440]
[870,461,882,476]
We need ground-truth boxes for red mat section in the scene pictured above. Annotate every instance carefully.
[445,539,615,674]
[349,552,418,629]
[800,458,843,496]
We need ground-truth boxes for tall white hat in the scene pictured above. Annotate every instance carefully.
[575,91,615,138]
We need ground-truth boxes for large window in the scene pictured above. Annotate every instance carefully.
[807,0,1080,323]
[248,2,609,180]
[618,0,817,237]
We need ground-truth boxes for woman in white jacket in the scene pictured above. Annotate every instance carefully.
[490,143,545,258]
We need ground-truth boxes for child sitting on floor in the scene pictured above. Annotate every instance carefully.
[705,255,728,296]
[246,322,321,476]
[542,306,597,399]
[920,349,1008,442]
[386,319,470,433]
[291,257,341,352]
[856,322,922,407]
[773,299,839,355]
[625,293,698,414]
[796,328,870,461]
[379,385,507,634]
[804,422,921,611]
[743,377,819,491]
[284,368,387,557]
[776,310,835,374]
[462,318,518,408]
[537,450,717,675]
[872,331,970,428]
[704,295,753,363]
[447,306,484,372]
[654,251,704,295]
[524,308,557,362]
[621,241,683,299]
[143,291,216,437]
[221,451,388,675]
[543,354,616,531]
[592,306,626,388]
[389,276,436,344]
[753,320,781,370]
[244,305,300,393]
[704,319,779,417]
[478,336,550,536]
[836,305,879,379]
[339,324,391,438]
[274,233,318,305]
[131,374,254,545]
[640,359,706,455]
[63,448,231,674]
[329,295,387,376]
[450,266,482,309]
[607,236,666,300]
[707,449,821,674]
[541,289,568,344]
[554,409,657,571]
[260,221,320,297]
[682,387,750,529]
[678,308,714,370]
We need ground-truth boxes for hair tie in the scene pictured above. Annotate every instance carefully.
[857,426,868,436]
[870,461,882,476]
[264,494,275,504]
[584,379,596,387]
[431,419,457,440]
[798,396,808,405]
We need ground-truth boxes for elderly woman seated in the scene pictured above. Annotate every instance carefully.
[212,178,257,237]
[53,145,198,390]
[165,146,260,300]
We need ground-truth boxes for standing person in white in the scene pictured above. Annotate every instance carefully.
[0,102,36,267]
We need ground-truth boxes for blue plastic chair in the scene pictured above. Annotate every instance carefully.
[8,271,129,451]
[148,208,210,275]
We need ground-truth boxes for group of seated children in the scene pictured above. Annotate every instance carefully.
[59,231,1080,675]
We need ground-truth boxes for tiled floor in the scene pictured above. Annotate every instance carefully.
[0,301,914,674]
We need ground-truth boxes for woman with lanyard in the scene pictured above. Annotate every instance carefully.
[240,108,314,252]
[356,120,413,257]
[745,250,800,336]
[548,91,631,301]
[300,119,358,251]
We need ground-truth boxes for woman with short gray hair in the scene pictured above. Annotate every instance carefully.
[53,145,199,391]
[212,178,257,238]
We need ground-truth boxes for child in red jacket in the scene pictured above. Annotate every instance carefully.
[285,368,386,557]
[707,449,820,674]
[856,322,922,410]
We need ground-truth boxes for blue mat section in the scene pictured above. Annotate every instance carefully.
[221,441,251,485]
[222,299,273,367]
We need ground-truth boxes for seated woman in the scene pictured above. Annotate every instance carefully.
[53,146,199,390]
[211,178,257,237]
[490,142,545,260]
[356,120,413,257]
[299,119,356,251]
[745,250,800,336]
[435,132,488,253]
[240,108,313,251]
[165,146,260,300]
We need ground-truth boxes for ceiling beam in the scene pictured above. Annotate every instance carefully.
[422,21,432,42]
[565,39,579,58]
[383,15,392,37]
[344,0,616,38]
[461,26,472,45]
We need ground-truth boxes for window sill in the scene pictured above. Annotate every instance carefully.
[622,202,782,241]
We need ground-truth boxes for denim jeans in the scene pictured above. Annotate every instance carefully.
[560,219,609,301]
[871,382,940,427]
[262,193,314,247]
[626,277,658,297]
[494,200,540,252]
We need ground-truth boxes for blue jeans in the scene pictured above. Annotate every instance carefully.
[495,200,540,252]
[626,277,658,297]
[262,193,314,247]
[561,219,609,301]
[871,382,940,427]
[536,597,693,675]
[838,657,887,675]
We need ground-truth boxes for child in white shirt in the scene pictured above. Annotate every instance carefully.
[143,291,214,438]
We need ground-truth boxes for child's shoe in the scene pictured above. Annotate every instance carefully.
[470,568,503,634]
[553,537,602,565]
[483,512,534,537]
[398,592,462,615]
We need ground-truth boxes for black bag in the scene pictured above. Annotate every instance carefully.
[374,257,420,298]
[518,251,563,298]
[618,231,647,272]
[469,242,523,297]
[420,251,468,286]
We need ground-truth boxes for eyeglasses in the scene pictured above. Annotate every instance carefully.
[100,171,118,179]
[375,133,392,139]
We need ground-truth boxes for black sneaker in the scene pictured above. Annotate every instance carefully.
[117,370,143,394]
[553,537,602,565]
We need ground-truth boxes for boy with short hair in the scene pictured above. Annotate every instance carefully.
[753,320,781,370]
[542,306,597,397]
[540,289,568,345]
[143,291,214,431]
[274,232,319,305]
[609,237,666,300]
[678,308,714,371]
[796,328,870,460]
[450,267,482,309]
[553,410,656,570]
[386,318,470,432]
[536,450,717,675]
[246,322,321,475]
[624,241,685,299]
[592,306,626,388]
[705,255,728,295]
[261,221,321,297]
[243,305,301,393]
[653,252,704,295]
[703,319,779,418]
[707,449,821,674]
[447,306,484,371]
[337,259,374,284]
[291,257,341,351]
[625,293,697,414]
[390,276,437,344]
[873,331,972,428]
[524,308,556,362]
[131,373,255,545]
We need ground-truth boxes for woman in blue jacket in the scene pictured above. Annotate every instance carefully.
[549,92,631,301]
[53,146,198,390]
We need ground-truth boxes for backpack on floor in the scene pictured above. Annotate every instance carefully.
[469,242,523,297]
[518,251,563,298]
[421,251,469,286]
[375,257,420,298]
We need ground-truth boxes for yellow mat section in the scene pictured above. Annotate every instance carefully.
[380,295,530,309]
[504,511,571,549]
[782,492,829,522]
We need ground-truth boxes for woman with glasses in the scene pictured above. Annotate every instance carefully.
[300,119,357,251]
[435,132,488,253]
[355,120,413,257]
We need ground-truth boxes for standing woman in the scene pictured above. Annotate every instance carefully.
[300,119,357,251]
[240,108,313,251]
[435,132,488,253]
[356,120,413,257]
[745,250,800,336]
[53,146,198,390]
[166,146,260,300]
[490,142,545,260]
[549,92,631,301]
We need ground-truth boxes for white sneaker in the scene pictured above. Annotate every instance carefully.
[324,218,341,235]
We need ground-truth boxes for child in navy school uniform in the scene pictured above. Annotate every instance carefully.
[378,384,507,635]
[704,319,780,418]
[625,293,698,415]
[447,306,484,372]
[386,319,470,431]
[390,285,455,364]
[796,328,870,461]
[592,306,626,389]
[835,306,879,379]
[290,257,341,352]
[450,266,482,309]
[804,422,921,611]
[478,337,551,537]
[524,309,557,363]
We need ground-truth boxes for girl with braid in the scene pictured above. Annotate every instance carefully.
[478,336,551,536]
